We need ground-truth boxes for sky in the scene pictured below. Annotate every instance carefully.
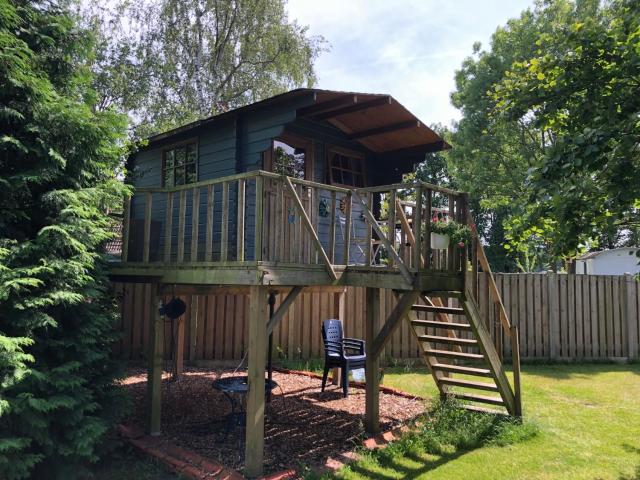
[287,0,535,127]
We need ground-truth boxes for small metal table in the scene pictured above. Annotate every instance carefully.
[211,376,278,440]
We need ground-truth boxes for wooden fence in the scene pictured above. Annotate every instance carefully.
[114,273,640,363]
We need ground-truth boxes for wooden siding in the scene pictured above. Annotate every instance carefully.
[114,274,640,362]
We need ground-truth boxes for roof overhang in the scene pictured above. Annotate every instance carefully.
[296,89,450,154]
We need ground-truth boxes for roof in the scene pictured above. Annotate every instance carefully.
[577,247,638,260]
[146,88,450,155]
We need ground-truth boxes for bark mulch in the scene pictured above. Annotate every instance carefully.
[121,367,426,475]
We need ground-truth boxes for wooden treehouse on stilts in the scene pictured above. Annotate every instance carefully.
[109,89,522,478]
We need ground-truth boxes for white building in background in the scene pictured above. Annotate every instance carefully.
[575,247,639,275]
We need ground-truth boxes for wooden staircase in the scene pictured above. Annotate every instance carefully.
[407,291,521,416]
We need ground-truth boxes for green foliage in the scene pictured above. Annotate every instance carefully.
[493,0,640,260]
[0,1,129,478]
[448,0,639,271]
[83,0,325,136]
[429,218,472,247]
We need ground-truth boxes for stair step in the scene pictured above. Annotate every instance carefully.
[431,363,492,377]
[424,349,485,361]
[449,392,505,406]
[461,404,508,415]
[439,377,499,392]
[411,320,472,331]
[412,305,465,315]
[418,335,478,346]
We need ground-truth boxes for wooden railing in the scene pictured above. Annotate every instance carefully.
[120,172,471,279]
[465,221,522,416]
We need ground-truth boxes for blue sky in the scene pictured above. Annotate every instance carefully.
[287,0,535,127]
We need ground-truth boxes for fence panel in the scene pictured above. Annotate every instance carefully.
[114,273,640,363]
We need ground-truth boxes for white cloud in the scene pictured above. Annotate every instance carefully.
[287,0,535,127]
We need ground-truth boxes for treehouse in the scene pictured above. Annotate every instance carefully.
[110,89,521,478]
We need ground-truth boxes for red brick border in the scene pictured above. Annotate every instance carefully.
[119,368,422,479]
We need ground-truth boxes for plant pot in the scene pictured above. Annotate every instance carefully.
[430,232,450,249]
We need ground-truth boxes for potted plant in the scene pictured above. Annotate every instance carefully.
[429,216,472,249]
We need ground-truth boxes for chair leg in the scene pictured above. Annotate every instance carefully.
[342,366,349,398]
[321,365,330,392]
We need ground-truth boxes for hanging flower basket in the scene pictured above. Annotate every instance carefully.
[430,232,450,250]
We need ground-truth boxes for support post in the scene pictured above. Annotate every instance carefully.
[623,274,638,360]
[245,285,267,478]
[173,316,185,377]
[189,295,198,362]
[332,289,347,385]
[147,282,163,435]
[510,324,522,417]
[365,287,381,434]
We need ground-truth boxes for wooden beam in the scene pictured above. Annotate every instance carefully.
[297,95,358,117]
[365,287,381,434]
[379,140,448,159]
[245,285,267,478]
[205,185,214,261]
[254,176,264,261]
[177,190,186,262]
[173,316,185,377]
[352,191,413,284]
[266,286,303,335]
[147,282,163,435]
[237,179,246,261]
[283,176,337,280]
[220,181,229,262]
[347,120,419,140]
[190,187,200,262]
[371,291,420,358]
[342,192,352,264]
[314,96,392,120]
[476,240,511,335]
[510,325,522,417]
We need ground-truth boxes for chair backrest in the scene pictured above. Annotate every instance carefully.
[322,319,343,357]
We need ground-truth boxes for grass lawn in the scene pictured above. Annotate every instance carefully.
[332,363,640,480]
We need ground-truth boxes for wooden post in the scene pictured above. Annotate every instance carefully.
[147,282,163,435]
[189,295,198,362]
[237,179,246,261]
[623,274,638,360]
[413,186,423,270]
[332,289,346,385]
[245,285,267,478]
[164,191,174,262]
[221,181,229,262]
[191,187,200,262]
[424,189,432,270]
[365,287,381,434]
[343,192,352,265]
[329,190,337,263]
[387,190,396,269]
[548,273,560,360]
[205,185,214,261]
[177,189,186,262]
[173,316,185,377]
[254,176,264,261]
[510,324,522,417]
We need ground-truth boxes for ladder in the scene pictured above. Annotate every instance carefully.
[408,291,521,416]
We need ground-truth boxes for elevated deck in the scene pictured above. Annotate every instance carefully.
[110,170,469,292]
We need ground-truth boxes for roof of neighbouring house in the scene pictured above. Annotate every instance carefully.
[145,88,450,155]
[577,247,639,260]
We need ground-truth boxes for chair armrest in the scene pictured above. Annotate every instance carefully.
[343,338,365,355]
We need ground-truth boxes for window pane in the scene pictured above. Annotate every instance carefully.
[175,166,185,185]
[332,168,342,184]
[164,168,174,186]
[186,164,197,184]
[343,171,353,186]
[165,150,174,168]
[273,140,305,179]
[354,174,364,187]
[186,144,196,164]
[175,147,186,166]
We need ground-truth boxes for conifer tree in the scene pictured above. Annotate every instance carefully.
[0,1,128,478]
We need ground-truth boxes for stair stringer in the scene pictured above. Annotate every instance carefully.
[458,290,517,415]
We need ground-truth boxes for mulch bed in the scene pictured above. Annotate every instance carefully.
[121,367,426,476]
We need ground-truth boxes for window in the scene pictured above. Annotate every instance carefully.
[163,142,197,186]
[272,140,306,179]
[328,149,365,187]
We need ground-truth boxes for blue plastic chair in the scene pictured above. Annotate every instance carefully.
[321,319,366,397]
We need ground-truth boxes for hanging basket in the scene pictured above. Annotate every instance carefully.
[430,232,450,250]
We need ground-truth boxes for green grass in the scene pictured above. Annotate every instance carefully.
[324,363,640,480]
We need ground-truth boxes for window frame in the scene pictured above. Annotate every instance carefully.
[264,132,314,181]
[161,138,199,187]
[326,145,367,188]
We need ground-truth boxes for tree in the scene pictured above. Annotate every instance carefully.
[84,0,325,136]
[448,0,638,271]
[0,1,128,478]
[493,0,640,262]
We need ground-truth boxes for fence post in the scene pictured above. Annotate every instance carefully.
[623,274,638,361]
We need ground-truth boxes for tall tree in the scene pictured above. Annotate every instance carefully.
[85,0,325,136]
[448,0,638,271]
[493,0,640,262]
[0,1,128,478]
